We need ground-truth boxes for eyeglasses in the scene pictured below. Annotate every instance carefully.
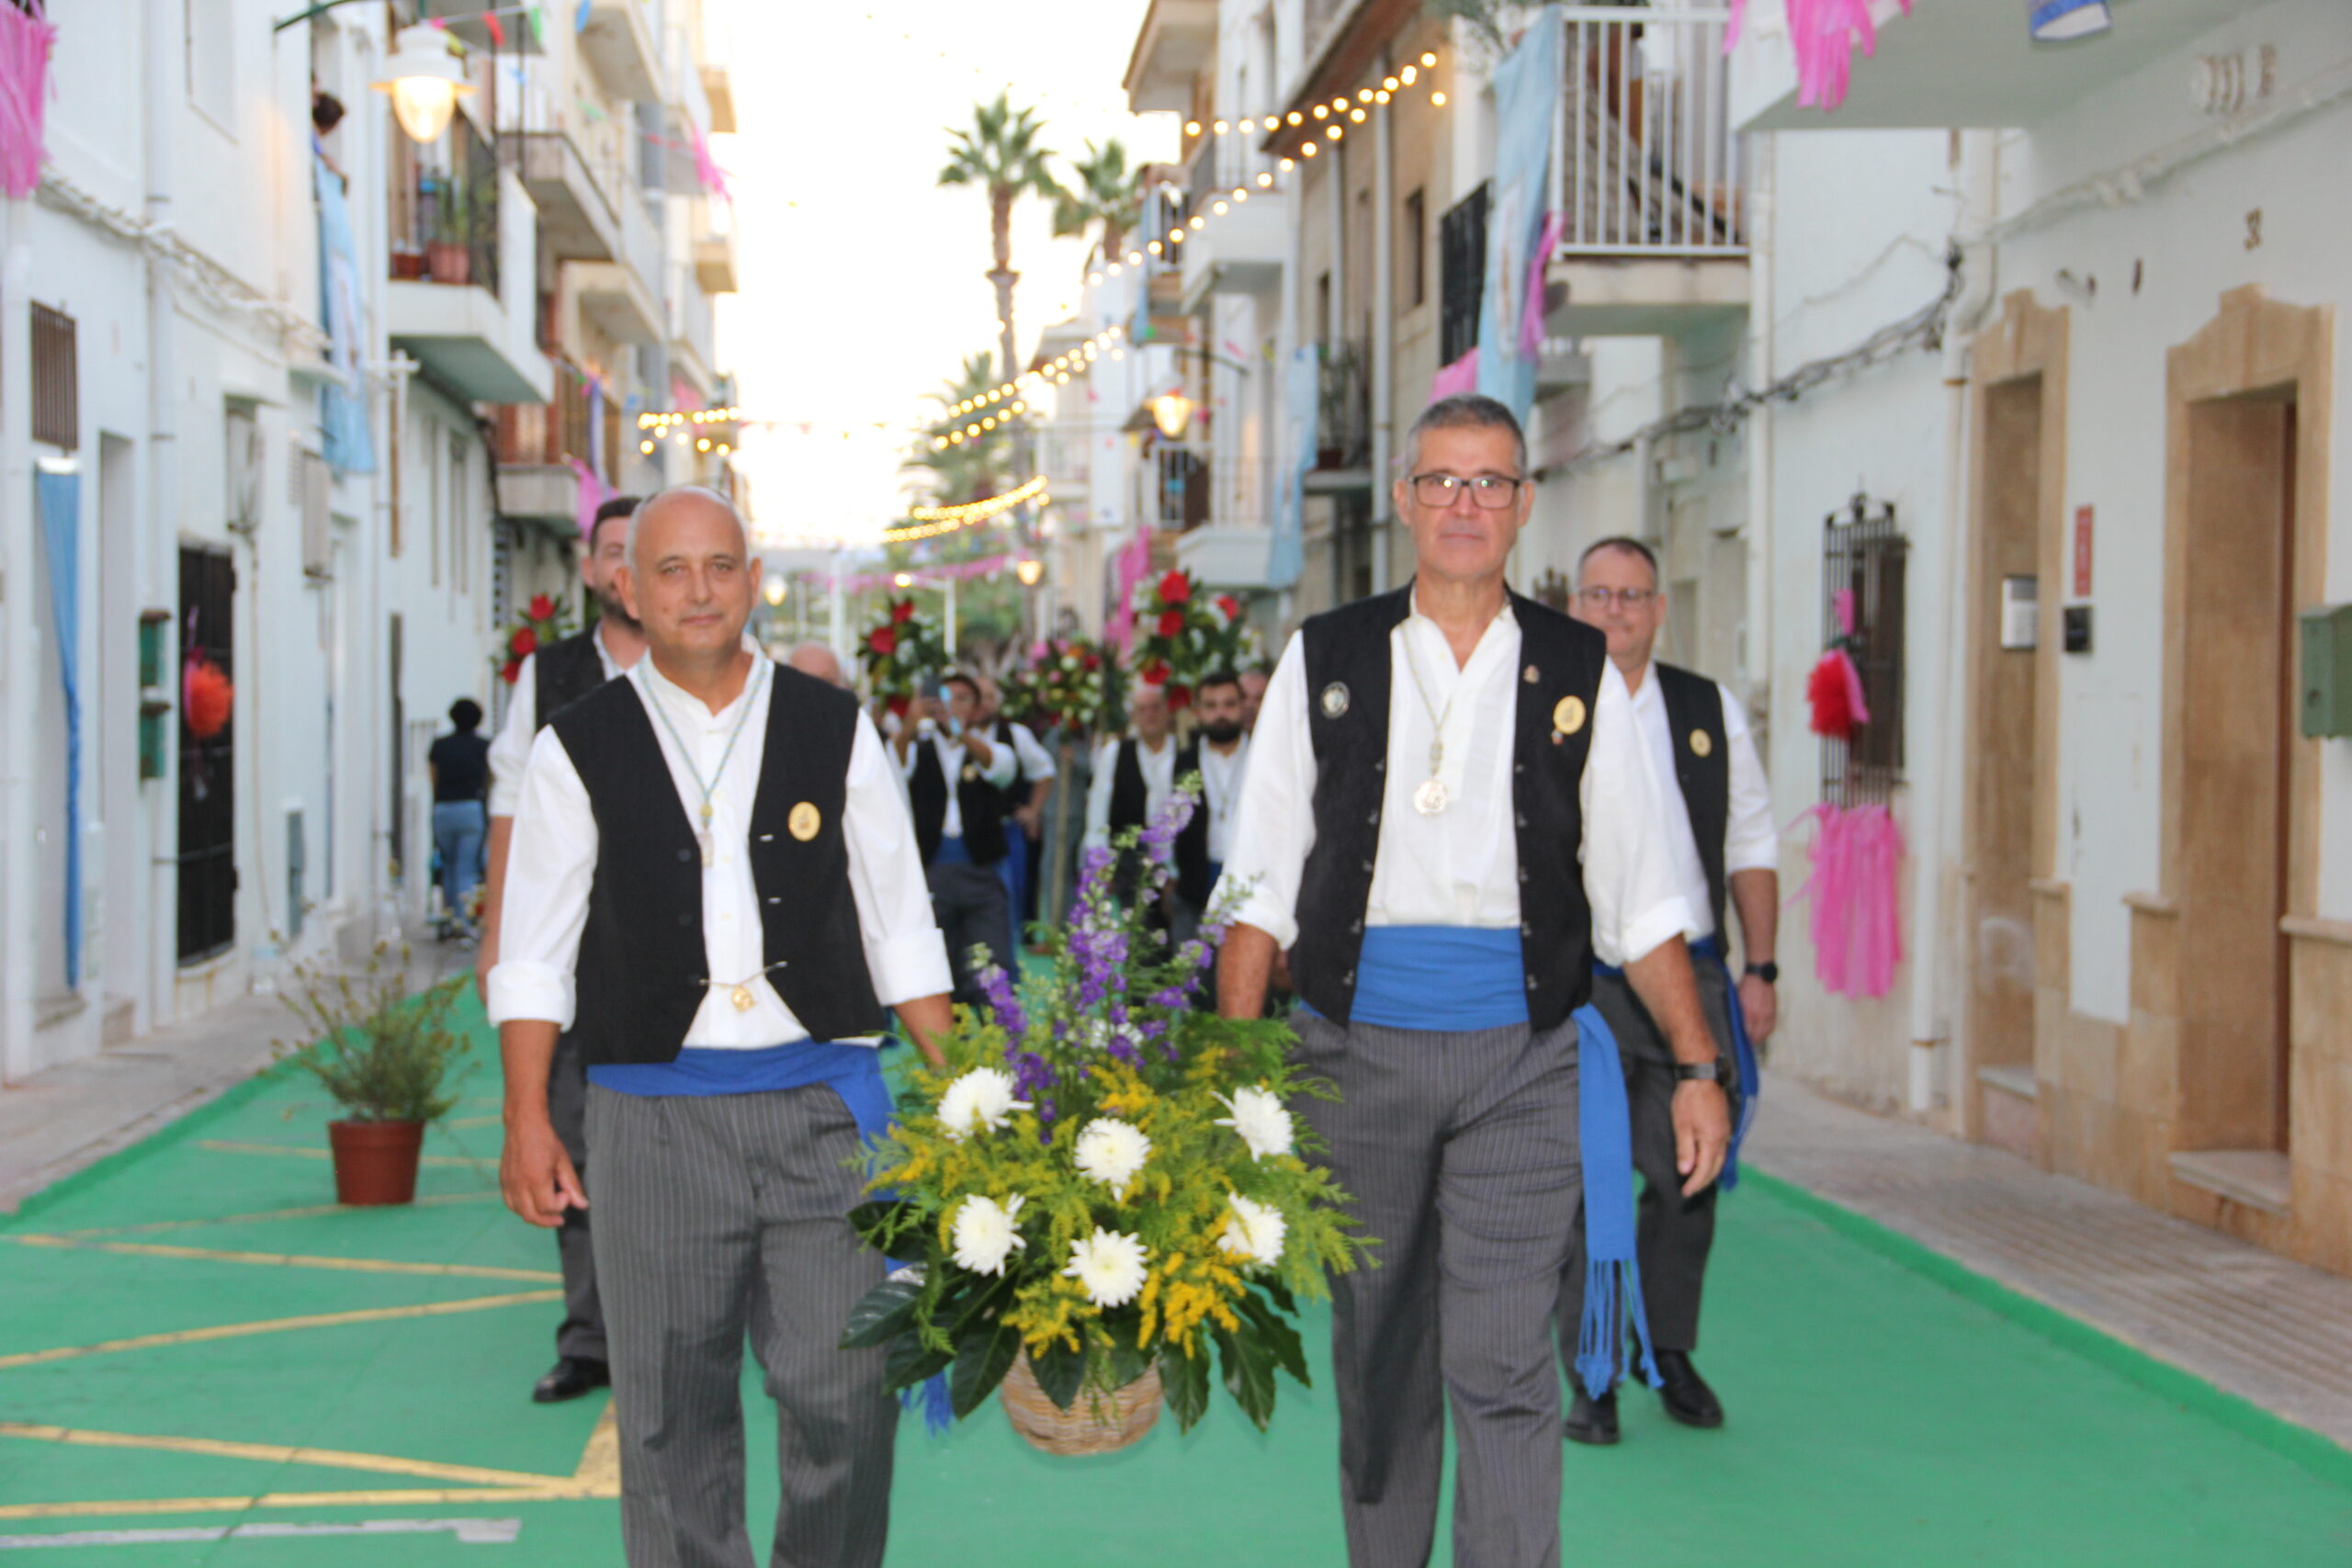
[1409,473,1524,510]
[1574,586,1659,611]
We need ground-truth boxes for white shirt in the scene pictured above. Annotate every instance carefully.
[1626,664,1778,942]
[1083,733,1178,850]
[486,653,953,1046]
[986,720,1058,788]
[897,728,1020,840]
[486,626,631,819]
[1197,736,1250,864]
[1217,596,1694,967]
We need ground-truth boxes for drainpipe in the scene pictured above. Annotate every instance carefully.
[1742,135,1774,708]
[0,197,32,1079]
[1369,49,1395,595]
[1908,130,2001,1116]
[1329,139,1347,606]
[140,0,180,1030]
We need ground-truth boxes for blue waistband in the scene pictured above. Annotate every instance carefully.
[586,1041,893,1143]
[933,833,973,864]
[1345,925,1529,1032]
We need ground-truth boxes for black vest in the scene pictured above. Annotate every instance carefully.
[1105,736,1178,837]
[533,627,612,733]
[1171,740,1217,909]
[550,664,888,1064]
[1291,585,1607,1032]
[1654,662,1731,941]
[908,738,1011,866]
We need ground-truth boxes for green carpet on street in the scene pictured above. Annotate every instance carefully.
[3,987,2348,1564]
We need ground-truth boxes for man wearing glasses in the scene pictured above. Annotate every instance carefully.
[1558,536,1779,1447]
[1216,394,1728,1567]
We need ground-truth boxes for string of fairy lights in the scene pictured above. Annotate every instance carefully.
[880,475,1049,543]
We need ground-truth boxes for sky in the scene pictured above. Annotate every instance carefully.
[705,0,1179,549]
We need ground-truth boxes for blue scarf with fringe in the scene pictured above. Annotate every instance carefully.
[1345,928,1659,1396]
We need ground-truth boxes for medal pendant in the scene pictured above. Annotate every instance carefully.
[699,801,714,823]
[729,985,755,1012]
[697,832,715,868]
[1413,777,1451,817]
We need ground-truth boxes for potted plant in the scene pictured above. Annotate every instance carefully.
[276,944,472,1206]
[842,784,1365,1454]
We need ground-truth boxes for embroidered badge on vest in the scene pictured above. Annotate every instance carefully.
[1690,729,1713,759]
[1554,694,1587,736]
[962,764,979,783]
[1320,682,1351,718]
[788,802,821,841]
[1524,663,1541,684]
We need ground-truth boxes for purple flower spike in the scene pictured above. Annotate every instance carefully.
[975,963,1025,1037]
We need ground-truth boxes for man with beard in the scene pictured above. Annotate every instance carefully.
[481,491,641,1405]
[1169,670,1249,947]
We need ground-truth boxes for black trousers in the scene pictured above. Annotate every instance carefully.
[547,1034,606,1363]
[925,857,1015,1006]
[1556,959,1736,1359]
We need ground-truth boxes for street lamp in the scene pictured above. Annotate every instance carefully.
[372,26,474,145]
[1151,389,1193,441]
[1015,559,1045,587]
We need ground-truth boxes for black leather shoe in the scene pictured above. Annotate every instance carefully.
[1652,1350,1724,1428]
[1564,1384,1621,1446]
[532,1357,609,1404]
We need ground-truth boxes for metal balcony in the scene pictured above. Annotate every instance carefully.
[506,130,618,264]
[1123,0,1216,114]
[387,118,551,404]
[570,191,665,346]
[578,0,662,101]
[1544,7,1749,339]
[1178,141,1286,310]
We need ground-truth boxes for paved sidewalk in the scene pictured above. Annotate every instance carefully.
[1745,1069,2352,1451]
[0,946,474,1215]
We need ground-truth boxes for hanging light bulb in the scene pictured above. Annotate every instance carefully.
[372,25,475,145]
[1015,559,1045,587]
[763,577,787,606]
[1151,389,1193,440]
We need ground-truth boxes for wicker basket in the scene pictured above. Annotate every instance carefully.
[999,1352,1164,1455]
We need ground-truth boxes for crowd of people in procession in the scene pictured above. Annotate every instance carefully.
[460,393,1781,1568]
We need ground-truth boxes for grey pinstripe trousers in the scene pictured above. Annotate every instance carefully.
[586,1083,895,1568]
[1293,1011,1583,1568]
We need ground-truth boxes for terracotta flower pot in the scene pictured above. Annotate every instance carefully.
[327,1120,426,1206]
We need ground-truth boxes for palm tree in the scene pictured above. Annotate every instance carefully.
[937,95,1063,389]
[1054,139,1142,266]
[900,352,1012,508]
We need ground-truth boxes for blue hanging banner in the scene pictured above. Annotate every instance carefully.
[1476,6,1564,424]
[36,467,83,988]
[1270,344,1317,590]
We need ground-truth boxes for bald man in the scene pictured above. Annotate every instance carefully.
[490,486,953,1568]
[787,641,846,687]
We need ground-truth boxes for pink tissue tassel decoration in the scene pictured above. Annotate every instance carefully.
[0,0,56,199]
[1725,0,1911,113]
[1792,802,1905,998]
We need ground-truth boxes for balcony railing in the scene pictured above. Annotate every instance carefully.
[388,114,501,294]
[493,358,623,486]
[1149,443,1211,533]
[1440,183,1488,365]
[1552,7,1744,256]
[1312,340,1371,472]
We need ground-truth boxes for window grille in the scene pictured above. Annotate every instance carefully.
[31,302,76,450]
[1439,182,1488,367]
[1820,493,1906,807]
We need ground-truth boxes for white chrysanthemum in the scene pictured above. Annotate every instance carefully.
[1062,1226,1150,1308]
[1217,1193,1288,1268]
[1215,1086,1295,1161]
[938,1067,1030,1141]
[1073,1117,1153,1194]
[950,1193,1027,1277]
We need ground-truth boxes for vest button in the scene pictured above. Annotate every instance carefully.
[1367,811,1380,826]
[1521,922,1532,936]
[1516,813,1529,828]
[677,913,693,928]
[1527,976,1540,990]
[1518,868,1529,883]
[1372,760,1384,772]
[1351,919,1363,933]
[677,848,694,863]
[1360,859,1374,874]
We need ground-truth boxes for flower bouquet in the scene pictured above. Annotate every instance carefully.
[842,784,1363,1450]
[1016,635,1119,740]
[1125,569,1252,710]
[496,593,575,686]
[860,595,949,717]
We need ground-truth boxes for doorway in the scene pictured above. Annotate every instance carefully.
[2177,393,2297,1155]
[176,546,236,965]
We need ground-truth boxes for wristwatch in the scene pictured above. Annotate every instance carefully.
[1671,1060,1724,1084]
[1744,961,1779,985]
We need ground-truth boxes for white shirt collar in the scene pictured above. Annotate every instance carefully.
[635,635,765,723]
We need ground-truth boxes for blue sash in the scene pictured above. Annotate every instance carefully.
[1345,925,1531,1032]
[586,1042,892,1146]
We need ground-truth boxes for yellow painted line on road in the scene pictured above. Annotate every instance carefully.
[572,1400,618,1490]
[0,1290,560,1370]
[53,1192,499,1237]
[0,1235,558,1283]
[0,1424,571,1490]
[195,1140,494,1168]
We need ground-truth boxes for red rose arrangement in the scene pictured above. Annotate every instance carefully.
[859,595,948,716]
[1124,568,1253,710]
[495,592,576,686]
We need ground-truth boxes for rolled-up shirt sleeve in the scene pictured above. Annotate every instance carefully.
[843,714,955,1006]
[1580,660,1697,967]
[1012,723,1057,782]
[1213,633,1316,950]
[1721,682,1779,875]
[975,730,1019,789]
[485,725,597,1029]
[485,656,538,820]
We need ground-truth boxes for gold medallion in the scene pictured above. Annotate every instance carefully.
[729,985,756,1012]
[788,801,821,841]
[1553,694,1587,736]
[1690,729,1714,759]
